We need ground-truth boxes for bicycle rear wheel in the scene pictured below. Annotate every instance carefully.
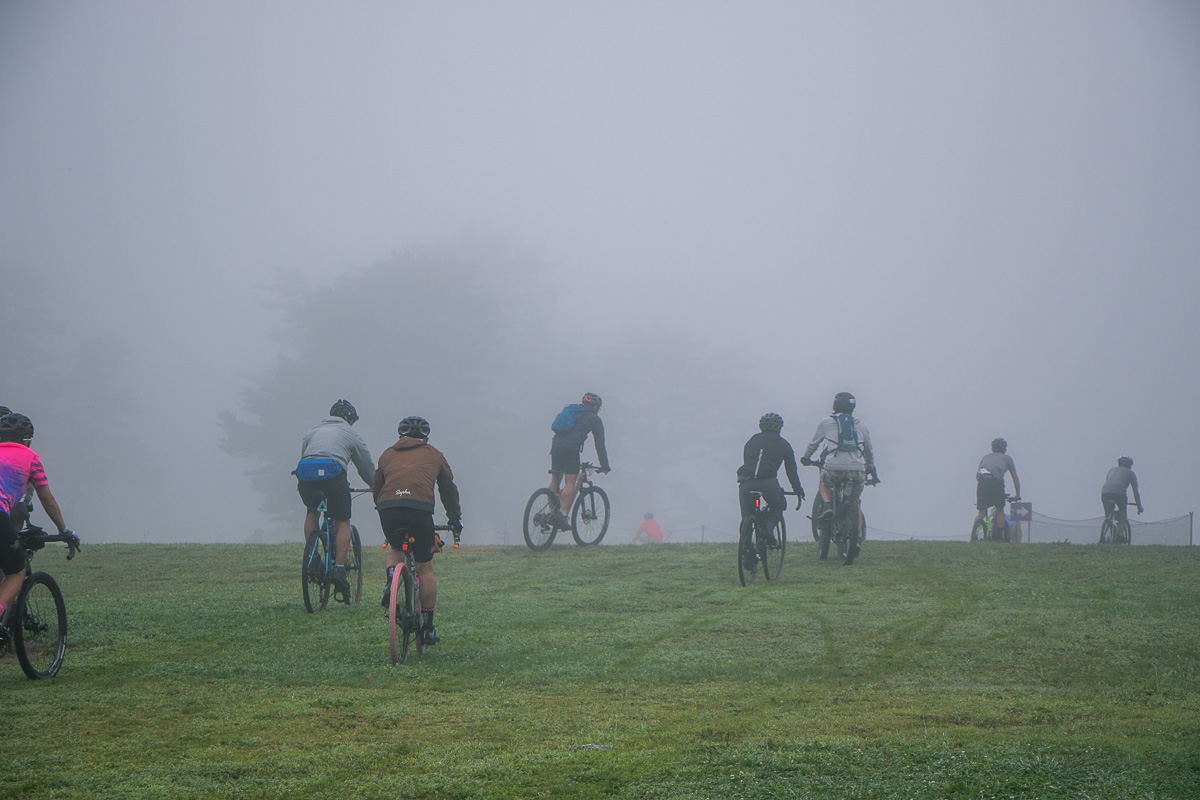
[970,519,987,542]
[1116,519,1130,545]
[345,525,363,605]
[14,572,67,679]
[388,564,413,664]
[571,486,610,546]
[738,516,758,586]
[523,489,559,551]
[760,515,785,580]
[836,506,858,566]
[302,531,331,613]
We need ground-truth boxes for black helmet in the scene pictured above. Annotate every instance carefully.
[329,399,358,424]
[0,406,10,417]
[1118,455,1133,468]
[398,416,431,439]
[0,413,34,442]
[759,413,784,432]
[582,392,602,411]
[833,392,856,414]
[991,438,1007,453]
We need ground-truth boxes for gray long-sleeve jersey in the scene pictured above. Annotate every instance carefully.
[802,415,874,472]
[300,417,376,485]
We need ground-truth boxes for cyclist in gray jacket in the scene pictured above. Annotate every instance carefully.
[295,399,376,600]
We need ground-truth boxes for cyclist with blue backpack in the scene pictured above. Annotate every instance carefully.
[294,400,376,600]
[547,392,610,530]
[801,392,878,546]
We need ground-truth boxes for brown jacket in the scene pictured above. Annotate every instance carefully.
[372,437,462,520]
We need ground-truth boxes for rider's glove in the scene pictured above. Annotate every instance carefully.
[62,528,79,544]
[1137,506,1144,514]
[800,456,813,467]
[599,466,611,474]
[450,519,463,535]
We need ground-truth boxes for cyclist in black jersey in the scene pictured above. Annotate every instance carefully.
[737,413,804,556]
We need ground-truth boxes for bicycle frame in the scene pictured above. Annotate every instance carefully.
[807,457,874,566]
[389,524,457,664]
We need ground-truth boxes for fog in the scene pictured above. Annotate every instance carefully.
[3,2,1198,545]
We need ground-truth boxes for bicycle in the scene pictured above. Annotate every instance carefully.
[971,494,1015,542]
[522,463,610,550]
[0,507,81,679]
[301,488,368,612]
[388,524,459,664]
[807,457,878,566]
[1099,499,1138,545]
[737,489,799,586]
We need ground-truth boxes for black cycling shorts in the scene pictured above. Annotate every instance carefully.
[297,472,353,521]
[0,511,23,575]
[976,477,1006,512]
[1101,492,1128,516]
[550,446,581,477]
[379,506,436,564]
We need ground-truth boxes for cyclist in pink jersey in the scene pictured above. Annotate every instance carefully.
[0,414,76,629]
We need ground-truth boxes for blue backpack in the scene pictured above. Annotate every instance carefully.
[551,404,587,433]
[834,414,860,453]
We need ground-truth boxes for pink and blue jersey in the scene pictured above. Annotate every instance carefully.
[0,442,47,515]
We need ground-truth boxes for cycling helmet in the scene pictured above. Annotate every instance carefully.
[991,438,1007,453]
[833,392,856,414]
[1118,455,1133,468]
[329,399,358,424]
[398,416,431,439]
[0,406,10,417]
[0,413,34,442]
[759,412,784,432]
[582,392,602,411]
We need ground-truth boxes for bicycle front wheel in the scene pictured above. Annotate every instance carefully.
[14,572,67,679]
[388,565,413,664]
[302,532,331,613]
[523,489,559,551]
[760,515,785,581]
[345,525,363,605]
[571,486,610,546]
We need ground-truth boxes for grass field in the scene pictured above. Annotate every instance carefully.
[3,538,1199,799]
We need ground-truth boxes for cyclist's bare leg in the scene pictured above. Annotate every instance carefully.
[333,519,351,565]
[559,473,581,514]
[303,509,320,545]
[548,473,564,509]
[0,568,25,610]
[415,560,437,609]
[384,544,402,569]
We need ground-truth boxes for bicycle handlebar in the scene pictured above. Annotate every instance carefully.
[432,524,462,549]
[21,527,81,561]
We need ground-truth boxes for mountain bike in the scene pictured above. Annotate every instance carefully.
[737,489,799,586]
[301,488,368,612]
[971,494,1014,542]
[0,509,81,679]
[522,463,610,550]
[1099,499,1137,545]
[388,524,459,664]
[807,458,878,566]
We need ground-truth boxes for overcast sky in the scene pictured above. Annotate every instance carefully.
[3,1,1198,544]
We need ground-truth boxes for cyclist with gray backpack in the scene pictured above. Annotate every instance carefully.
[801,392,878,541]
[547,392,610,530]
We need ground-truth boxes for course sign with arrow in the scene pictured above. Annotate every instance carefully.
[1010,502,1032,522]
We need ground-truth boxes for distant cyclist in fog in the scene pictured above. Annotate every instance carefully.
[1102,456,1142,528]
[973,438,1021,542]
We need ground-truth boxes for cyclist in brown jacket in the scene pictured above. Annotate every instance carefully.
[372,416,462,646]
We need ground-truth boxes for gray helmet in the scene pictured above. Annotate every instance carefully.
[582,392,602,411]
[833,392,856,414]
[1118,455,1133,468]
[398,416,431,439]
[759,412,784,432]
[0,413,34,442]
[991,438,1007,453]
[329,399,358,424]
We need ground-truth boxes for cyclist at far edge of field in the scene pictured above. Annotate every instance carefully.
[737,413,805,565]
[0,413,78,637]
[373,415,462,646]
[294,399,376,602]
[1102,455,1142,528]
[547,392,610,530]
[973,437,1021,541]
[801,392,877,556]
